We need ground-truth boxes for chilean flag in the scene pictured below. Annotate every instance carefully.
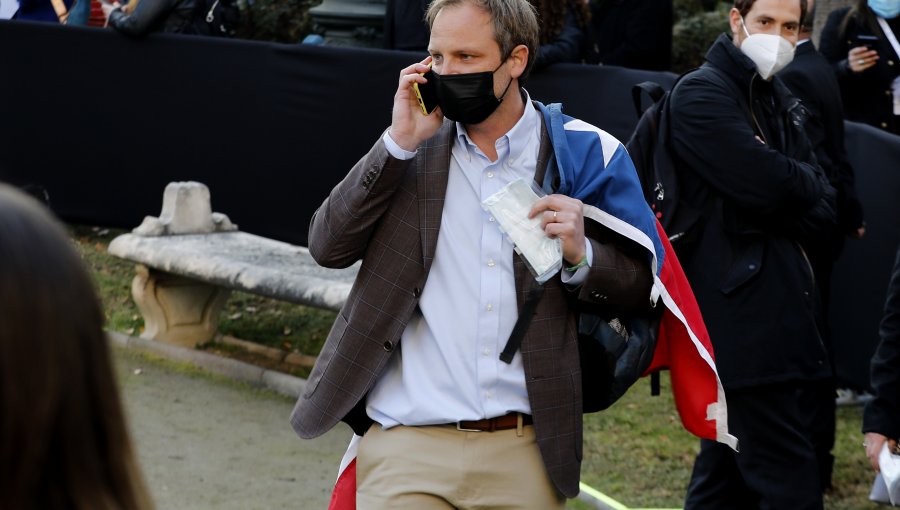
[326,103,737,508]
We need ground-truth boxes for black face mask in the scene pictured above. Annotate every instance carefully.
[430,60,513,124]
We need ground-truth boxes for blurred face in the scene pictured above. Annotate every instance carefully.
[428,2,512,100]
[731,0,802,47]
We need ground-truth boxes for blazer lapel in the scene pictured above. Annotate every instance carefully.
[417,121,456,274]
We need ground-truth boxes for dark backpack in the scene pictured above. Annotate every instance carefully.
[625,68,726,252]
[192,0,240,37]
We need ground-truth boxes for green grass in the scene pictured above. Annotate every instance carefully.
[74,224,882,510]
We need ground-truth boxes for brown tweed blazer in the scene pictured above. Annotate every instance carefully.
[290,115,650,498]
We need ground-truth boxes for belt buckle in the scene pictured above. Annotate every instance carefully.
[456,422,483,432]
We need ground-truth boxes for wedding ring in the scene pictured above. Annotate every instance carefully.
[858,59,866,65]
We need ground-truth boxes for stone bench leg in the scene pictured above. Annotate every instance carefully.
[131,264,231,348]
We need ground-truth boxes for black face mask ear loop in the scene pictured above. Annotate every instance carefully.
[493,53,515,103]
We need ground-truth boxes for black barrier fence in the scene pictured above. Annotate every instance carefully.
[2,20,899,390]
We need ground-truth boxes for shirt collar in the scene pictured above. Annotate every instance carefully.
[455,89,538,161]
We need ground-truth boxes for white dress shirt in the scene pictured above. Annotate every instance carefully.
[367,95,591,427]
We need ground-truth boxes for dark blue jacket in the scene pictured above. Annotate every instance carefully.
[14,0,75,22]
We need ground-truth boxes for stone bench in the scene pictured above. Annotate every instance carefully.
[108,182,358,348]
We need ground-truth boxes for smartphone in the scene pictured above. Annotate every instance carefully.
[413,68,438,116]
[854,34,879,50]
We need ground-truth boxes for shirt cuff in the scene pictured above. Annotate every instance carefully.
[383,131,417,161]
[561,239,593,287]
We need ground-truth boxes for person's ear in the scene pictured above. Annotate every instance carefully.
[729,7,744,42]
[508,44,529,79]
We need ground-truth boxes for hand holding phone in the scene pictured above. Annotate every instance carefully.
[413,64,438,116]
[854,34,880,50]
[389,58,443,152]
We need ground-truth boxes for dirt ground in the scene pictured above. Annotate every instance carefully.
[113,347,352,509]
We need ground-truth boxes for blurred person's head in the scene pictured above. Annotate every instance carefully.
[0,184,153,510]
[799,0,814,38]
[529,0,590,47]
[866,0,900,19]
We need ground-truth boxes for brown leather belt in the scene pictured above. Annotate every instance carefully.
[456,412,533,432]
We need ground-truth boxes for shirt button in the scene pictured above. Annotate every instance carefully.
[487,259,495,267]
[486,303,493,311]
[482,347,492,356]
[487,171,494,178]
[484,391,493,399]
[489,216,495,222]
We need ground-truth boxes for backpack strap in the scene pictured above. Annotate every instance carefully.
[499,286,545,364]
[631,81,666,119]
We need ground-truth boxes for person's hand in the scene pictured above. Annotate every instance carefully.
[387,57,443,152]
[529,195,586,266]
[849,46,879,73]
[864,432,896,472]
[100,0,120,23]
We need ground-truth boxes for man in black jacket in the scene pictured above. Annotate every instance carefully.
[864,243,900,472]
[667,0,836,508]
[779,0,866,493]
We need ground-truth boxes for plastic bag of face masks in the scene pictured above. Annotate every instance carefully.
[482,178,562,283]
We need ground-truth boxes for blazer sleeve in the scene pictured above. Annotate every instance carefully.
[307,133,415,269]
[572,229,653,314]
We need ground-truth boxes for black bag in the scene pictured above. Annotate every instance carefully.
[192,0,240,37]
[579,311,661,412]
[625,72,704,249]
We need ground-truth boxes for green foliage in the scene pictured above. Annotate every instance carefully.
[219,292,336,355]
[674,0,727,23]
[672,2,732,74]
[70,226,145,335]
[238,0,322,43]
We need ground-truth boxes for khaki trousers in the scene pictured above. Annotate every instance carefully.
[356,422,565,510]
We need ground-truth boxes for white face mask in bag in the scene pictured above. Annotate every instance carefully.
[739,17,795,80]
[482,178,562,283]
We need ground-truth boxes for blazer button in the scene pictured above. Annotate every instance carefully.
[590,290,608,301]
[883,122,889,128]
[413,287,420,297]
[889,60,895,66]
[383,341,394,352]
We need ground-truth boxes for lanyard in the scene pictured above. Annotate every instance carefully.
[877,17,900,60]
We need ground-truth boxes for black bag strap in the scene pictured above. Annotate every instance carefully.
[630,81,666,119]
[499,285,544,364]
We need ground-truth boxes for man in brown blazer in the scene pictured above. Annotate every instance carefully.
[290,0,653,506]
